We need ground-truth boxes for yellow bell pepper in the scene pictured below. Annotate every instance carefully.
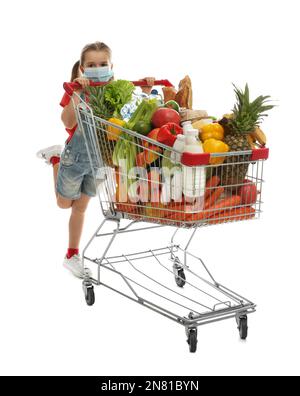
[107,118,126,141]
[200,123,224,142]
[203,138,229,165]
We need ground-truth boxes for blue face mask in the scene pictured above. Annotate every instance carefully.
[83,66,114,82]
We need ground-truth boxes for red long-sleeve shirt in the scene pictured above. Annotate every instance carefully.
[60,92,77,144]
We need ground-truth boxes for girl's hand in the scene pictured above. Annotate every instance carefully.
[140,77,155,95]
[73,77,90,90]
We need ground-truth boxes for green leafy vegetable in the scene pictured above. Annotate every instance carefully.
[87,80,135,120]
[104,80,135,118]
[112,133,137,188]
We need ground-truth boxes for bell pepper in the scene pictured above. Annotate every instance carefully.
[136,145,162,168]
[157,122,183,147]
[136,152,146,167]
[107,118,126,141]
[144,128,162,163]
[143,128,160,149]
[145,145,162,164]
[200,123,224,142]
[203,138,229,165]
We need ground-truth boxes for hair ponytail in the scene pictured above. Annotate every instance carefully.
[71,60,80,82]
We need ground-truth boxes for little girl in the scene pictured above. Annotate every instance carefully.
[37,41,155,278]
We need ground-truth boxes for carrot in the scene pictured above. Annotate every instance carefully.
[116,202,138,214]
[164,211,191,222]
[185,195,242,222]
[208,207,256,224]
[206,195,241,212]
[206,175,220,189]
[205,176,221,200]
[204,187,225,209]
[163,200,194,219]
[163,194,242,224]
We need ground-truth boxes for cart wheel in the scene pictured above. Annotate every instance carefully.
[238,316,248,340]
[175,269,186,288]
[187,328,198,353]
[85,286,95,306]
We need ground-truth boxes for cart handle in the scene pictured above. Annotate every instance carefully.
[63,79,175,96]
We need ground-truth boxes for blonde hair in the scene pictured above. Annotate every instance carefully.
[80,41,112,66]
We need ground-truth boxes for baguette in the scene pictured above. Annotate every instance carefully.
[175,75,193,109]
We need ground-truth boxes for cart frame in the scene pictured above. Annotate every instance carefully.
[63,80,268,352]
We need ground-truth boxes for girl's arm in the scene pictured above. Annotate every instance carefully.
[61,78,90,129]
[140,77,155,95]
[61,94,80,129]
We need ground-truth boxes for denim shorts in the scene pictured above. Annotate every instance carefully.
[56,127,100,200]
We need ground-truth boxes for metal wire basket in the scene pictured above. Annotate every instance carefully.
[63,80,269,352]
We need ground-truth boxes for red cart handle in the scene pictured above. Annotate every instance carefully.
[63,79,174,96]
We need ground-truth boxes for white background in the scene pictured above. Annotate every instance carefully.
[0,0,299,376]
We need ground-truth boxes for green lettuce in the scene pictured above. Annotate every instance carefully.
[104,80,135,118]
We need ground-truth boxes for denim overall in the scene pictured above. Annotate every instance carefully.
[56,100,100,200]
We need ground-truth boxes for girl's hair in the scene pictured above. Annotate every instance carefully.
[80,41,112,66]
[71,60,80,82]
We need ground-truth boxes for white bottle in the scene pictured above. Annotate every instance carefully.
[171,169,183,201]
[170,134,186,164]
[181,121,193,134]
[149,89,164,105]
[161,137,185,202]
[182,129,206,206]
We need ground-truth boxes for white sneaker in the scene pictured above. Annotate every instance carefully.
[63,254,92,279]
[36,145,63,165]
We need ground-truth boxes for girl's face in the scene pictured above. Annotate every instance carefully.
[80,50,112,73]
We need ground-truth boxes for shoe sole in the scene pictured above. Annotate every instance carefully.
[36,145,63,160]
[63,262,92,279]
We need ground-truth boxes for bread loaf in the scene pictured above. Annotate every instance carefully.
[180,109,208,123]
[162,87,177,103]
[175,75,193,109]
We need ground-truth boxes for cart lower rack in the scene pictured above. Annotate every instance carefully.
[82,219,255,352]
[64,80,268,352]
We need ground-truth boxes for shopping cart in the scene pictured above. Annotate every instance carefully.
[63,79,269,352]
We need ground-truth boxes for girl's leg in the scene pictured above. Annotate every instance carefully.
[53,162,59,200]
[53,163,74,209]
[36,145,70,206]
[63,193,92,278]
[69,193,91,249]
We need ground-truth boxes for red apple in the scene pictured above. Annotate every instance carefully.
[239,181,258,205]
[151,108,180,128]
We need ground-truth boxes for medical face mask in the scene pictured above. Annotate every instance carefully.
[83,66,114,82]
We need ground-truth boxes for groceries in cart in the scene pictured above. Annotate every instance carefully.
[83,77,274,227]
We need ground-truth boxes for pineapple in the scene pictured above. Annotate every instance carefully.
[87,85,114,120]
[219,84,274,188]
